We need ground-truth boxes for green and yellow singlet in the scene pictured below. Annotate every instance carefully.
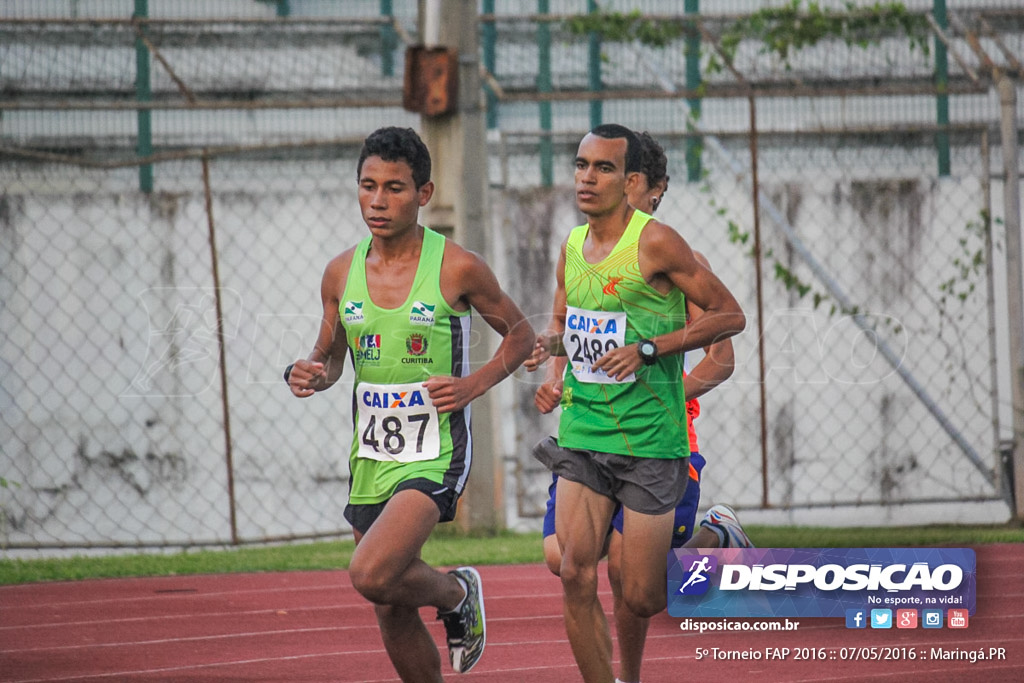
[340,227,472,505]
[559,210,689,459]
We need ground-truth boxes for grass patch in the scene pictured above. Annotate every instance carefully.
[0,530,543,586]
[747,523,1024,548]
[2,524,1021,586]
[0,541,357,585]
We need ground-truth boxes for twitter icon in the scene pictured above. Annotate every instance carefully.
[870,609,892,629]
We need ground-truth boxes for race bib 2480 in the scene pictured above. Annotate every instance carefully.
[355,381,440,463]
[563,307,632,384]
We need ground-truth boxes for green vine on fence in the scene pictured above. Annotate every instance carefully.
[709,0,930,73]
[565,2,973,330]
[565,10,685,51]
[706,181,840,315]
[564,2,930,71]
[938,211,997,322]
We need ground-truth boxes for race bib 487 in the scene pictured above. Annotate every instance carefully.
[355,381,441,463]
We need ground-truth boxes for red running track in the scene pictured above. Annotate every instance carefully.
[1,545,1022,682]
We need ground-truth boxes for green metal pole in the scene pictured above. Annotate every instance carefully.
[483,0,498,128]
[685,0,702,182]
[587,0,602,128]
[380,0,395,77]
[538,0,553,187]
[134,0,153,193]
[934,0,951,176]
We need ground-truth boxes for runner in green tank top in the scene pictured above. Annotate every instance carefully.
[535,131,749,683]
[524,124,745,683]
[340,226,473,508]
[286,127,533,681]
[559,207,689,458]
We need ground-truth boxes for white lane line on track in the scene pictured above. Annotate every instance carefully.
[0,585,575,612]
[0,604,369,633]
[1,631,583,683]
[0,614,568,655]
[2,649,385,683]
[6,603,1022,654]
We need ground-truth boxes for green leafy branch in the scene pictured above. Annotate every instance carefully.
[703,177,861,318]
[564,10,685,50]
[937,211,996,321]
[710,0,931,73]
[565,2,953,334]
[563,2,930,75]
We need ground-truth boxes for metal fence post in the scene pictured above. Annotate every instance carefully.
[685,0,702,182]
[201,154,239,545]
[538,0,553,187]
[483,0,498,128]
[380,0,396,77]
[133,0,153,193]
[933,0,951,176]
[587,0,602,128]
[997,74,1024,522]
[747,94,770,508]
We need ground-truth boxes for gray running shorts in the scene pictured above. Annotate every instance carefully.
[532,435,689,515]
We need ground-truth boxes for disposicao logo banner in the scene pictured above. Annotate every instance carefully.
[667,548,976,618]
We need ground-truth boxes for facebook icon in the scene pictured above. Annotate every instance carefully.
[846,609,867,629]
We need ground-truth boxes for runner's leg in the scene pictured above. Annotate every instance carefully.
[349,489,464,680]
[557,477,618,683]
[607,530,649,683]
[618,505,676,618]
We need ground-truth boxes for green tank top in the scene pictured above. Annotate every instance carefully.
[340,227,472,504]
[558,210,689,459]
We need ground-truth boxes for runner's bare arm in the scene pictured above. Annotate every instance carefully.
[650,225,744,356]
[683,251,735,401]
[288,251,352,397]
[525,239,568,372]
[426,245,534,413]
[593,223,744,381]
[534,356,566,414]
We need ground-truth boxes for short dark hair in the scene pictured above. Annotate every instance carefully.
[636,131,669,192]
[589,123,642,174]
[357,127,432,189]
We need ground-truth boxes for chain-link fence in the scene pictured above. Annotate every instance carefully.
[2,1,1021,551]
[499,127,1015,529]
[1,149,376,548]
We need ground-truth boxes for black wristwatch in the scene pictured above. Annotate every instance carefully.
[637,338,658,366]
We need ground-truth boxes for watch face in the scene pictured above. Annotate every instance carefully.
[639,341,656,364]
